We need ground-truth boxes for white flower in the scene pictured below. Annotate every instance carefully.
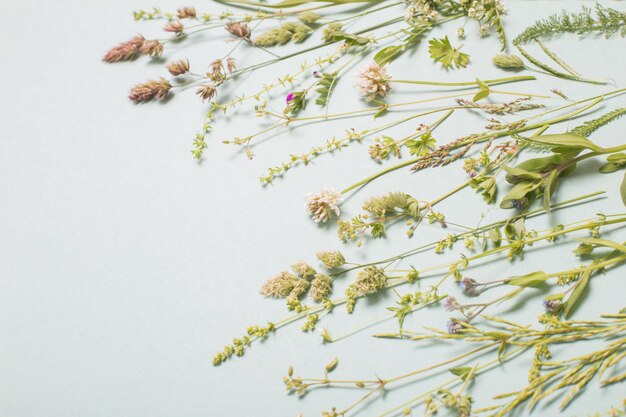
[355,62,391,102]
[306,188,343,223]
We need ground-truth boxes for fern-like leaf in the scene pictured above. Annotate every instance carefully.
[315,72,338,107]
[570,107,626,138]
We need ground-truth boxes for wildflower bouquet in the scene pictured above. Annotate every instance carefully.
[104,0,626,416]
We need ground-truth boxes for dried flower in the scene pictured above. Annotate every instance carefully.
[353,266,387,296]
[291,261,317,278]
[443,296,462,312]
[260,271,309,299]
[356,62,391,101]
[456,97,544,115]
[543,299,562,313]
[492,53,525,69]
[447,320,463,334]
[316,250,345,269]
[177,6,197,19]
[139,40,164,57]
[196,84,217,101]
[459,277,481,297]
[128,78,172,103]
[306,188,342,223]
[310,274,333,301]
[164,21,184,35]
[226,57,237,73]
[208,59,227,83]
[102,35,144,62]
[167,59,190,76]
[226,22,252,40]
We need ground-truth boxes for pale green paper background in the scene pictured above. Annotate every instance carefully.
[1,1,625,416]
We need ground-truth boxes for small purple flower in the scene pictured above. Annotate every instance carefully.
[543,299,562,313]
[459,277,480,297]
[286,92,295,103]
[313,71,322,78]
[443,296,461,312]
[447,320,463,334]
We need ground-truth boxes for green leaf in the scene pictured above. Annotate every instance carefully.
[472,78,490,102]
[526,133,602,152]
[374,45,403,67]
[449,367,474,381]
[574,238,626,254]
[500,180,541,208]
[621,171,626,208]
[405,132,436,157]
[600,153,626,173]
[564,270,590,318]
[502,165,542,183]
[508,153,577,178]
[507,271,548,287]
[543,169,559,213]
[315,72,338,107]
[607,153,626,164]
[489,227,502,246]
[428,36,470,70]
[599,162,625,173]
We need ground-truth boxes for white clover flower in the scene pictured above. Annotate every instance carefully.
[355,62,392,102]
[306,188,343,223]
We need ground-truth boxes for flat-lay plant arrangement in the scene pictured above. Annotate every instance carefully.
[104,1,626,415]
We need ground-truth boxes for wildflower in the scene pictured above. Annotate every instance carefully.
[138,40,164,57]
[260,271,309,299]
[167,59,190,76]
[196,84,217,101]
[102,35,144,62]
[306,188,343,223]
[459,277,480,297]
[226,22,252,40]
[226,57,237,73]
[177,6,197,19]
[353,266,387,296]
[443,296,461,312]
[313,71,322,78]
[164,21,184,35]
[447,320,463,334]
[286,93,295,103]
[492,53,525,69]
[208,59,227,82]
[543,299,562,313]
[356,62,391,101]
[316,250,345,269]
[291,261,317,278]
[310,274,333,301]
[128,78,172,103]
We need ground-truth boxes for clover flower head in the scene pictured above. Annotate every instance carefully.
[356,62,391,101]
[306,188,343,223]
